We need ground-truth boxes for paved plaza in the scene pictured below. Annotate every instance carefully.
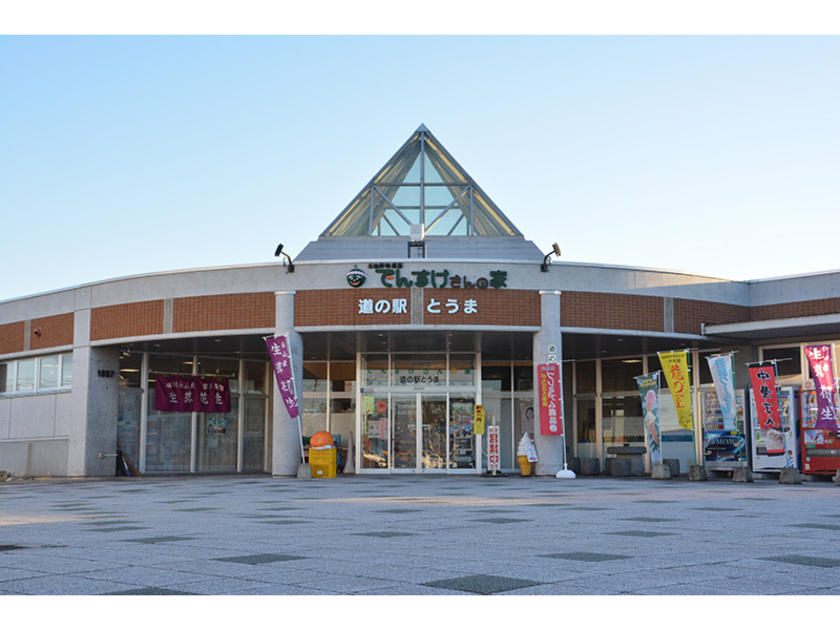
[1,472,839,598]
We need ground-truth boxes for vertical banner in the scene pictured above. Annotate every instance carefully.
[487,425,501,472]
[804,344,839,430]
[265,334,300,420]
[658,350,693,430]
[635,373,662,464]
[537,363,563,436]
[707,354,737,431]
[473,404,485,435]
[748,361,784,455]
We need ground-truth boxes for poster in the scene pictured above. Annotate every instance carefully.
[635,372,662,464]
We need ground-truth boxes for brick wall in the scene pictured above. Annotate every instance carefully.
[173,293,275,332]
[0,321,25,354]
[673,299,750,335]
[91,301,165,341]
[752,297,840,322]
[30,313,74,350]
[561,291,664,331]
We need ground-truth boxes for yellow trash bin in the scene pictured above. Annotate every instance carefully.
[310,446,337,478]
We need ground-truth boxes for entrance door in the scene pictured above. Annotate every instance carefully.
[421,396,447,470]
[390,394,459,472]
[391,396,417,470]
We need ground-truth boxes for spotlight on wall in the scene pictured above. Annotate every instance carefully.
[274,243,295,272]
[541,243,561,272]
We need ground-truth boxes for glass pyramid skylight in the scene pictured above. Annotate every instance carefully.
[321,125,522,237]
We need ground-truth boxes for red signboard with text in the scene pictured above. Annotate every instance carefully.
[538,363,563,436]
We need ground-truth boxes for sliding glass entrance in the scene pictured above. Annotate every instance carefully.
[359,352,479,474]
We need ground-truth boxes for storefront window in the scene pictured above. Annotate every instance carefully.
[361,395,389,469]
[393,355,446,387]
[16,359,36,392]
[514,364,533,392]
[762,346,802,378]
[303,362,328,392]
[482,363,511,391]
[362,355,389,387]
[601,357,642,392]
[576,398,597,459]
[601,396,644,457]
[575,361,596,394]
[449,355,476,387]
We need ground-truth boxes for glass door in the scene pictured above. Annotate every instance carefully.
[391,396,417,471]
[421,396,447,470]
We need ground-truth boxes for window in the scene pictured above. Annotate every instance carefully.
[0,353,72,394]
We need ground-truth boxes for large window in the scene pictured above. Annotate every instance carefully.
[0,353,72,394]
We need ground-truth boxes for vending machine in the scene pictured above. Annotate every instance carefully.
[701,389,748,472]
[800,386,840,475]
[749,387,799,473]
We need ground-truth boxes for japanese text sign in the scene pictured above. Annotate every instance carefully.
[537,363,563,436]
[748,362,783,433]
[265,334,300,419]
[658,350,693,430]
[804,344,839,430]
[487,426,501,471]
[707,354,737,432]
[154,374,231,413]
[473,404,485,435]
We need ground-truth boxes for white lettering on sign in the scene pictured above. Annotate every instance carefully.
[358,298,407,315]
[488,426,500,471]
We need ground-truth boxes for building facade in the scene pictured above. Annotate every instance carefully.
[2,126,840,478]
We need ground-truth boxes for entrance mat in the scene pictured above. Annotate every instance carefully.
[422,574,541,595]
[124,536,197,544]
[470,517,531,524]
[106,587,195,595]
[216,553,306,565]
[620,517,680,523]
[609,530,675,538]
[352,531,416,538]
[789,523,840,531]
[540,552,633,562]
[765,555,840,568]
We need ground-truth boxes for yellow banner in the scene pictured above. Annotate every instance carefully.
[474,404,485,435]
[658,351,693,430]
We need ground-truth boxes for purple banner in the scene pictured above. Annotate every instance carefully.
[154,374,230,413]
[804,344,838,430]
[266,334,300,419]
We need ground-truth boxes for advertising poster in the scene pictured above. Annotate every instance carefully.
[635,373,662,464]
[487,425,501,471]
[658,350,693,430]
[707,354,737,431]
[154,374,231,413]
[803,344,839,431]
[537,363,563,436]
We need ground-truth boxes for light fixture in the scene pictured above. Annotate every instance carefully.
[541,243,561,272]
[274,243,295,272]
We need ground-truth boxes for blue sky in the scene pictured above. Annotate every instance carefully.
[1,25,839,300]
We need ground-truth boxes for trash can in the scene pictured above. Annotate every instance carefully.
[310,446,337,478]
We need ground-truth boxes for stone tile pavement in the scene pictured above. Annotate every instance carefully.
[1,472,839,617]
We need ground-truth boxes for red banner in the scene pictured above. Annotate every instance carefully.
[748,362,783,454]
[154,374,231,413]
[538,363,563,436]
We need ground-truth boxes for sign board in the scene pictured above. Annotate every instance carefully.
[487,426,501,471]
[473,404,485,435]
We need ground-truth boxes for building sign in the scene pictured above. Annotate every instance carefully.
[154,374,231,413]
[487,425,500,471]
[265,334,300,420]
[658,350,693,430]
[537,363,563,436]
[351,266,508,289]
[804,344,839,431]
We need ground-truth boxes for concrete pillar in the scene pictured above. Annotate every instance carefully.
[272,291,304,477]
[531,291,564,475]
[67,288,120,477]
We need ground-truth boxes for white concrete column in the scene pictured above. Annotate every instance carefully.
[532,290,565,475]
[272,291,304,476]
[67,287,119,477]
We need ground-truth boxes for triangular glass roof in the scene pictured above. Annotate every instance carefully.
[321,125,522,237]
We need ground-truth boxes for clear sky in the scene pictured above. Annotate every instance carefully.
[2,8,839,301]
